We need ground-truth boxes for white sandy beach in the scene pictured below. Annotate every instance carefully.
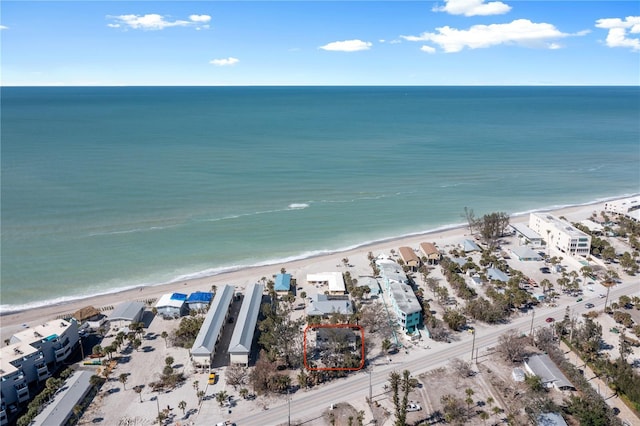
[0,200,609,342]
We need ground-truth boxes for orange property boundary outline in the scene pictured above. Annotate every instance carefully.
[303,323,365,371]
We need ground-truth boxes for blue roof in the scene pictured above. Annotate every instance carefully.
[187,291,213,303]
[275,273,291,292]
[170,293,187,301]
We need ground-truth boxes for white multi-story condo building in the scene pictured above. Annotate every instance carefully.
[604,196,640,221]
[529,213,591,257]
[0,319,79,411]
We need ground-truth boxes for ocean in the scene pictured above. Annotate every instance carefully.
[1,86,639,312]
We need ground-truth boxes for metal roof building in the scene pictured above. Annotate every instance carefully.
[524,354,575,391]
[228,283,264,365]
[307,272,346,295]
[155,293,187,319]
[274,273,291,293]
[108,301,145,327]
[306,294,353,316]
[487,267,509,283]
[510,245,543,261]
[32,371,93,426]
[190,285,234,369]
[511,223,544,246]
[186,291,213,311]
[461,239,481,253]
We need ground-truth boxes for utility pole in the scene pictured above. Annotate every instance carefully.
[529,309,535,336]
[287,387,291,426]
[470,330,476,362]
[156,396,161,425]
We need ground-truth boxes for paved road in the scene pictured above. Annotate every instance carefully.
[206,284,638,426]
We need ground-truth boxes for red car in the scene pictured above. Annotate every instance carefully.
[545,317,555,323]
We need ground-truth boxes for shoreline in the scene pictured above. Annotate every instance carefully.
[0,196,625,340]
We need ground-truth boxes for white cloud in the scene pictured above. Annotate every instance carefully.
[189,15,211,23]
[402,19,582,53]
[209,57,239,66]
[548,42,562,50]
[595,16,640,51]
[106,14,211,31]
[432,0,511,16]
[0,25,8,30]
[421,45,437,54]
[319,39,372,52]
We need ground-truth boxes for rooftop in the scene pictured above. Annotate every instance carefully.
[525,354,574,390]
[156,293,186,309]
[511,223,542,240]
[531,212,589,239]
[108,301,145,321]
[191,285,234,356]
[228,283,264,355]
[398,246,419,263]
[306,294,353,316]
[186,291,213,304]
[307,272,346,293]
[389,282,421,315]
[275,273,291,292]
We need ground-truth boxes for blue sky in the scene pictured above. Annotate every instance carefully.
[1,1,639,85]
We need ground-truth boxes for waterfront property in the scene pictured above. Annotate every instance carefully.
[487,267,509,283]
[356,276,382,297]
[1,320,79,409]
[31,370,93,426]
[190,285,234,369]
[419,242,441,264]
[155,293,188,319]
[107,301,145,331]
[529,213,591,257]
[307,272,346,295]
[73,305,107,332]
[186,291,213,312]
[461,239,481,253]
[510,223,544,247]
[604,195,640,221]
[274,273,292,295]
[398,246,420,271]
[228,283,264,366]
[524,354,575,391]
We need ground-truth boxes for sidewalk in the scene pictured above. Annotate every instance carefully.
[559,341,639,426]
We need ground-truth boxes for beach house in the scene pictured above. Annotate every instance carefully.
[509,246,543,262]
[419,242,441,264]
[307,272,346,295]
[274,273,292,296]
[398,246,420,271]
[529,213,591,257]
[186,291,213,312]
[190,285,234,369]
[1,319,79,408]
[228,283,264,365]
[107,301,145,331]
[306,294,353,317]
[461,239,481,253]
[155,293,188,319]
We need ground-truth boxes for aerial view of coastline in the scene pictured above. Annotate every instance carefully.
[1,1,639,426]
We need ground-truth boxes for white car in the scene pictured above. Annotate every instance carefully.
[407,403,422,412]
[598,294,606,298]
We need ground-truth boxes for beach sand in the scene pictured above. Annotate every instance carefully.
[0,201,607,342]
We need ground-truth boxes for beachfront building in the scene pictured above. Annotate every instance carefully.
[274,273,292,295]
[604,196,640,220]
[108,301,145,331]
[307,272,346,295]
[186,291,213,312]
[529,213,591,257]
[398,246,420,271]
[419,242,441,264]
[509,246,543,262]
[31,370,93,426]
[306,294,353,317]
[228,283,264,365]
[73,306,107,332]
[376,259,421,333]
[155,293,188,319]
[524,354,575,391]
[510,223,544,247]
[461,239,481,253]
[190,285,234,370]
[487,267,509,283]
[1,319,79,408]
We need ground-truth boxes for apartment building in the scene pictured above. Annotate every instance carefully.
[529,212,591,257]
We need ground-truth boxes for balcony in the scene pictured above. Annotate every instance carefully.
[55,346,68,361]
[36,363,50,380]
[15,383,29,403]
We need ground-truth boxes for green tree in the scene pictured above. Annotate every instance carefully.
[216,390,228,407]
[160,331,168,348]
[178,400,187,415]
[119,373,128,390]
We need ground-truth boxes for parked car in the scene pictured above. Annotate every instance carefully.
[407,403,422,412]
[546,317,555,323]
[539,267,551,274]
[208,373,216,385]
[585,303,595,309]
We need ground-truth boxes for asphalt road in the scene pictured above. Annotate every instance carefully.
[215,284,638,426]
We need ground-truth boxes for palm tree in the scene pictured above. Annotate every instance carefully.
[465,388,474,416]
[178,400,187,415]
[216,390,228,407]
[197,390,205,404]
[479,410,489,425]
[165,356,174,367]
[133,385,143,402]
[239,388,249,399]
[160,331,168,348]
[119,373,128,390]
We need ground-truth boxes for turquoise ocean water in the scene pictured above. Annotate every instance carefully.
[1,86,639,312]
